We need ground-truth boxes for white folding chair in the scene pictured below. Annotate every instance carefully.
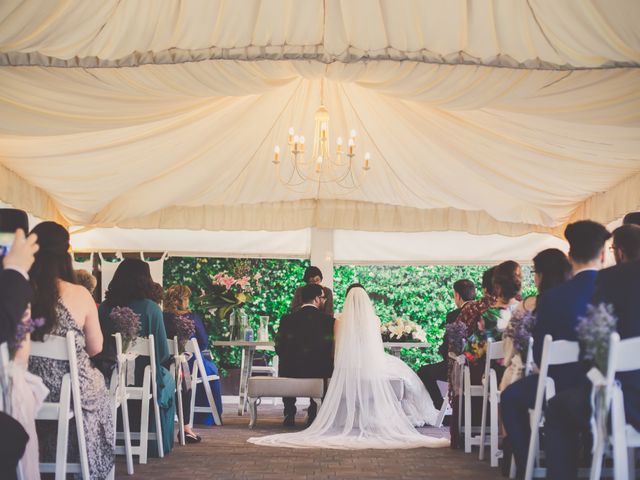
[108,333,133,478]
[0,341,11,414]
[462,361,484,453]
[187,338,222,427]
[434,380,452,428]
[117,334,164,464]
[251,349,280,406]
[167,336,186,446]
[30,332,90,480]
[590,332,640,480]
[479,339,505,467]
[524,335,580,480]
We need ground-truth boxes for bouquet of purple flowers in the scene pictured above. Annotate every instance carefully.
[576,303,617,371]
[446,321,468,357]
[109,306,141,352]
[173,314,196,352]
[503,309,536,358]
[9,315,45,357]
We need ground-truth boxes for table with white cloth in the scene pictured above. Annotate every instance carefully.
[383,342,430,358]
[212,340,275,415]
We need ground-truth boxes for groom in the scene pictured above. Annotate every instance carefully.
[276,283,335,427]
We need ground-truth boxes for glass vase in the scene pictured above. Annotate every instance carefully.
[229,308,248,341]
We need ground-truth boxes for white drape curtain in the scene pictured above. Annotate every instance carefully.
[0,60,638,234]
[0,2,638,236]
[1,0,638,68]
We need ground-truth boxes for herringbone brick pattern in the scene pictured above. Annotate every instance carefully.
[115,404,502,479]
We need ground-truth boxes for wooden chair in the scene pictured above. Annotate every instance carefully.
[30,332,90,480]
[108,333,133,478]
[186,338,222,427]
[479,339,505,467]
[116,334,164,464]
[167,336,186,446]
[589,332,640,480]
[524,335,580,480]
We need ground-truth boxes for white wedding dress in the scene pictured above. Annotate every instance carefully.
[248,287,449,449]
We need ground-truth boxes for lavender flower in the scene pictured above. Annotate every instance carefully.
[446,321,468,356]
[109,306,141,351]
[9,316,45,356]
[576,303,617,371]
[503,309,536,356]
[173,314,196,351]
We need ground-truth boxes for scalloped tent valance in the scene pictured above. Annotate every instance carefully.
[0,0,639,242]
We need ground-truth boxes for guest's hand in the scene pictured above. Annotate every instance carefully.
[2,229,39,275]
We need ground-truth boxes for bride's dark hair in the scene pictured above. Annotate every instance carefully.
[346,283,366,296]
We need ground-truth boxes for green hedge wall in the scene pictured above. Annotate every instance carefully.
[164,258,535,373]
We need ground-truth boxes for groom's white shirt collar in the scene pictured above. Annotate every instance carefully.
[301,303,318,309]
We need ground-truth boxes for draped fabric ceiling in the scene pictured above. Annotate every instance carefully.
[0,0,639,249]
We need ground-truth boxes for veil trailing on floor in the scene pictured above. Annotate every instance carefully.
[247,287,449,449]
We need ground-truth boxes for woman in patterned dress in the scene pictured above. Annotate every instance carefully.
[448,260,522,448]
[28,221,114,479]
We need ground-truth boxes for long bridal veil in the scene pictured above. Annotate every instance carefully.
[247,287,449,449]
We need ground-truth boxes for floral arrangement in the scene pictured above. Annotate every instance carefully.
[173,314,196,351]
[446,321,468,356]
[503,309,536,357]
[576,303,617,372]
[463,307,505,363]
[9,314,45,357]
[109,306,141,352]
[380,318,427,343]
[198,270,262,321]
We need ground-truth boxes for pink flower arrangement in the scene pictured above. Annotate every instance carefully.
[200,271,262,321]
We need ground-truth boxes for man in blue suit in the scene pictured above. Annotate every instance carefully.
[501,220,611,478]
[543,223,640,479]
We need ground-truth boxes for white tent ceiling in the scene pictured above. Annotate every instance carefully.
[0,0,639,260]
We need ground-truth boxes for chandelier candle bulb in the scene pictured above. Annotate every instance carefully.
[273,145,280,164]
[350,129,357,139]
[363,152,371,170]
[315,155,323,173]
[299,136,305,152]
[288,127,295,144]
[348,137,355,155]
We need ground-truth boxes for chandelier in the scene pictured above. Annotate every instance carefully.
[272,82,371,192]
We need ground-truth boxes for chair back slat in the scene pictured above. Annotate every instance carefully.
[127,337,151,356]
[487,340,505,360]
[612,335,640,373]
[30,334,69,361]
[547,339,580,365]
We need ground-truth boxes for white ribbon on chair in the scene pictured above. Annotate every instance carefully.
[587,366,608,455]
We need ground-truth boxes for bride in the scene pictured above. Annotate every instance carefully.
[248,284,449,449]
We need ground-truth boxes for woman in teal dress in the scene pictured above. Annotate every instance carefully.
[98,259,176,456]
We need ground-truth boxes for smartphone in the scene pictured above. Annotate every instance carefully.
[0,208,29,257]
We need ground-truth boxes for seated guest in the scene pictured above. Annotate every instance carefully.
[543,223,640,479]
[74,268,97,296]
[0,229,38,480]
[163,285,223,439]
[290,266,334,315]
[481,266,497,297]
[99,259,175,456]
[449,261,521,447]
[417,279,475,411]
[623,211,640,226]
[501,220,611,478]
[27,222,114,480]
[500,249,572,389]
[278,283,335,427]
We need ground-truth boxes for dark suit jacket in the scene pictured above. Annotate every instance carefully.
[592,260,640,429]
[532,270,598,391]
[290,286,334,316]
[438,307,463,360]
[276,305,334,378]
[0,269,32,344]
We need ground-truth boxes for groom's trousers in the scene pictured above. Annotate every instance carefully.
[283,378,328,420]
[417,361,448,410]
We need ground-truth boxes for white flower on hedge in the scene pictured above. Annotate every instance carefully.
[388,323,405,339]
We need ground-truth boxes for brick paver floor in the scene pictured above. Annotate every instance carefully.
[115,403,503,479]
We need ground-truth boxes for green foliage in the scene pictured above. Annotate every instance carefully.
[164,257,309,370]
[164,258,535,372]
